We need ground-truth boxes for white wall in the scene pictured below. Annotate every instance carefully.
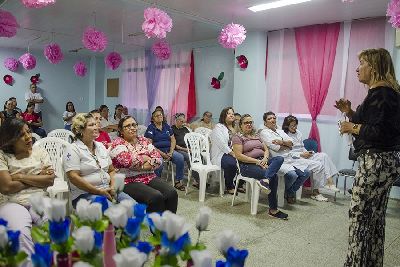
[0,47,90,131]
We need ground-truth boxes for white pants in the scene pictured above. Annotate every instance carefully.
[308,152,338,188]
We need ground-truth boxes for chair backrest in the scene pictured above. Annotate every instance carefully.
[137,125,147,136]
[194,127,212,138]
[184,132,212,166]
[48,129,75,143]
[33,137,70,179]
[303,138,318,153]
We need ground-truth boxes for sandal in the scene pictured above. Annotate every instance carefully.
[192,181,211,189]
[174,181,186,191]
[237,187,246,194]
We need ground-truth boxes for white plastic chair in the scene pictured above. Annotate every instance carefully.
[33,137,70,199]
[48,129,75,143]
[137,125,147,136]
[194,127,212,138]
[184,132,223,202]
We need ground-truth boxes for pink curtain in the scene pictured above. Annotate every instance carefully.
[295,23,340,151]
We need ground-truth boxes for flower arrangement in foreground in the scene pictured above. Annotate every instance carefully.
[0,191,249,266]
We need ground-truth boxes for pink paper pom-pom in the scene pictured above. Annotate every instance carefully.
[387,0,400,28]
[21,0,56,8]
[152,40,171,60]
[142,7,173,39]
[82,26,108,52]
[74,61,87,77]
[44,43,64,64]
[218,23,247,49]
[19,53,36,70]
[105,52,122,70]
[4,57,19,72]
[0,9,19,38]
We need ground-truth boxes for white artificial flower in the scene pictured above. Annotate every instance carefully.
[28,192,46,216]
[113,247,147,267]
[120,199,137,218]
[44,198,67,222]
[148,212,164,231]
[113,173,126,193]
[163,211,191,240]
[73,261,93,267]
[190,250,213,267]
[104,205,128,228]
[73,226,95,253]
[215,230,240,254]
[0,225,8,249]
[76,199,102,222]
[195,206,212,232]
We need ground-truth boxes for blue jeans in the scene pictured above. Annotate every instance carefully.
[32,127,47,138]
[64,124,72,131]
[284,168,310,198]
[154,151,184,181]
[221,154,238,190]
[72,191,133,209]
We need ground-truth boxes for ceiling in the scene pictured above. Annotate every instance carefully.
[0,0,390,55]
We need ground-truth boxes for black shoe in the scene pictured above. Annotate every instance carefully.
[268,210,288,220]
[348,189,352,195]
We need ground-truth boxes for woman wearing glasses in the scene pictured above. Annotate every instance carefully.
[110,116,178,213]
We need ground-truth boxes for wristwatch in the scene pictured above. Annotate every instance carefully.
[352,124,358,129]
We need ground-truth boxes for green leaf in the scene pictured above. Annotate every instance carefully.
[153,256,162,267]
[218,72,224,81]
[31,224,50,244]
[93,219,109,232]
[70,214,82,228]
[12,251,28,265]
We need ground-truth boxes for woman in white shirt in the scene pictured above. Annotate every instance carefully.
[63,101,76,131]
[210,107,238,195]
[111,104,124,125]
[64,113,132,208]
[0,118,55,256]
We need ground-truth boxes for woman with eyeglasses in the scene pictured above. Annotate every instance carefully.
[64,113,133,208]
[191,111,215,130]
[232,114,287,219]
[110,116,178,213]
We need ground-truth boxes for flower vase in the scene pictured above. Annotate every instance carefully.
[56,253,71,267]
[103,224,117,267]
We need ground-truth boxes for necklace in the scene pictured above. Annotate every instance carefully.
[87,143,108,187]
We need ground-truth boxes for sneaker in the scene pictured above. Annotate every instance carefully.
[268,210,288,220]
[311,194,328,202]
[257,179,271,194]
[324,184,340,192]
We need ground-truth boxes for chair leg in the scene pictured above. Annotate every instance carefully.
[219,170,224,197]
[344,176,347,196]
[296,185,302,200]
[185,169,192,195]
[251,181,260,216]
[245,181,251,202]
[199,172,207,202]
[231,177,240,206]
[170,162,175,187]
[277,174,285,207]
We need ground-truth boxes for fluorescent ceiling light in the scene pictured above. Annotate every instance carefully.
[248,0,312,12]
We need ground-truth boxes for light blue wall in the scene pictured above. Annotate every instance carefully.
[0,47,90,131]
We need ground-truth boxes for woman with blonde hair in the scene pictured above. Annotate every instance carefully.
[335,48,400,266]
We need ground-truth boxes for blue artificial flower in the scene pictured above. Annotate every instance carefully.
[216,260,226,267]
[31,243,52,267]
[0,218,8,226]
[125,217,141,241]
[134,204,147,221]
[135,241,153,255]
[161,232,190,255]
[7,230,20,254]
[226,247,248,267]
[49,218,70,244]
[94,231,103,250]
[92,195,109,213]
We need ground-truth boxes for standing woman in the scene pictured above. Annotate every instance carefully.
[63,101,76,131]
[335,48,400,267]
[210,107,239,195]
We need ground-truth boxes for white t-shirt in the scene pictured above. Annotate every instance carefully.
[63,140,111,200]
[25,91,43,113]
[0,146,51,206]
[63,111,75,126]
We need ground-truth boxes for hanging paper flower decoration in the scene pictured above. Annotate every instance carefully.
[44,43,64,64]
[30,74,40,84]
[3,74,14,86]
[74,61,87,77]
[211,72,224,90]
[236,55,248,69]
[105,52,122,70]
[341,0,353,2]
[19,53,36,70]
[0,9,20,38]
[387,0,400,28]
[82,26,108,52]
[21,0,56,8]
[218,23,247,49]
[4,57,19,72]
[152,40,171,60]
[142,7,173,39]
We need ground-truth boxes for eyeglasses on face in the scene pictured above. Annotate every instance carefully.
[123,123,138,129]
[243,121,253,125]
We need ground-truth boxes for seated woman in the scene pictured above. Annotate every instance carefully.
[0,118,55,256]
[232,114,287,219]
[282,115,340,201]
[21,102,47,138]
[110,116,178,213]
[145,110,185,191]
[111,104,124,125]
[191,111,215,130]
[63,101,76,131]
[64,113,132,208]
[2,100,20,120]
